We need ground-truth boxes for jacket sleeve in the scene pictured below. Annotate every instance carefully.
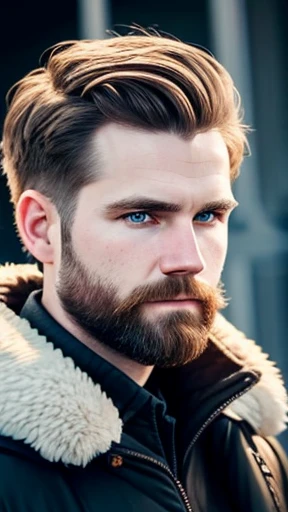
[221,415,288,512]
[185,414,288,512]
[252,433,288,510]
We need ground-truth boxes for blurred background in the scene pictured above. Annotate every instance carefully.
[0,0,287,449]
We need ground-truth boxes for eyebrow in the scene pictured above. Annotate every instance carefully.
[197,199,238,212]
[103,196,238,215]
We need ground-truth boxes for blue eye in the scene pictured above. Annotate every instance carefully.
[194,211,215,223]
[126,212,151,224]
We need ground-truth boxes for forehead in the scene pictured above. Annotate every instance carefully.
[86,124,232,205]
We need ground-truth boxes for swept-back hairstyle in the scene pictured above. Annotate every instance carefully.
[1,28,248,229]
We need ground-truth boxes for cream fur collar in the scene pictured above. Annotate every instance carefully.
[0,264,287,467]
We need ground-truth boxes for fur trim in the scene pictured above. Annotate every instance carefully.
[0,302,122,467]
[0,263,42,314]
[211,315,288,436]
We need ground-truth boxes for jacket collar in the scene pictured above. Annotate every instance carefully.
[0,263,287,467]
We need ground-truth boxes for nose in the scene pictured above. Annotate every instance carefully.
[159,224,205,276]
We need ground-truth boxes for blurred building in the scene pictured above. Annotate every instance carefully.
[0,0,287,448]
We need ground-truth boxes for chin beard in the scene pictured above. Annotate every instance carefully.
[57,242,227,368]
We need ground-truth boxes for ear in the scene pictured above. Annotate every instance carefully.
[16,190,58,264]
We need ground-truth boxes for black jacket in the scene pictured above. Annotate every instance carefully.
[0,263,287,512]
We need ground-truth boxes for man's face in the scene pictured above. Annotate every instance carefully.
[56,125,237,367]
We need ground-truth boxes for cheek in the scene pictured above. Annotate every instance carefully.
[72,223,156,291]
[198,226,228,283]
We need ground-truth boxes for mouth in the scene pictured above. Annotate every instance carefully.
[143,297,201,309]
[146,295,200,303]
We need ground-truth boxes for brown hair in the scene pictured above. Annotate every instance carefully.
[1,29,248,229]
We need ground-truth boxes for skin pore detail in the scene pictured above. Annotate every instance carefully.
[40,125,236,386]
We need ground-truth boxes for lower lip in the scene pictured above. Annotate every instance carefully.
[144,300,201,308]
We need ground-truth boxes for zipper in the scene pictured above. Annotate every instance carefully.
[182,374,258,472]
[109,374,258,512]
[110,447,193,512]
[249,449,282,512]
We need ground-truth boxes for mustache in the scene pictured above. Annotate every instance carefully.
[113,276,228,314]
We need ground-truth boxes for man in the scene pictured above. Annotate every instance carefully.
[0,27,287,512]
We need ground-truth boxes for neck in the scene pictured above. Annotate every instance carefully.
[42,291,153,387]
